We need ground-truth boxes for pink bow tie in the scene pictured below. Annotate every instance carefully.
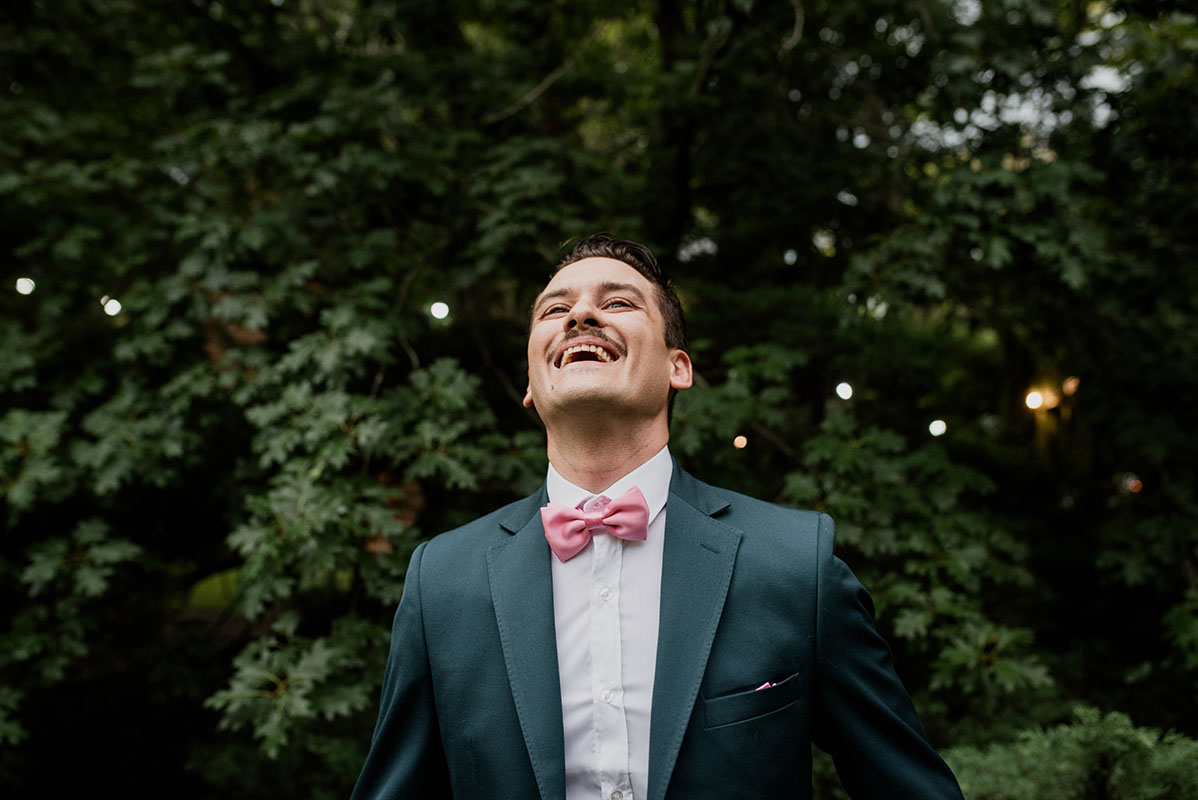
[541,486,650,562]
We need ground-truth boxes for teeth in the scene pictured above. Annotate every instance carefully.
[562,344,614,364]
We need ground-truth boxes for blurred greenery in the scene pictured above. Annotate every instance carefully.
[1,0,1195,797]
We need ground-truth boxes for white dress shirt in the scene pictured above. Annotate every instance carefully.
[547,445,672,800]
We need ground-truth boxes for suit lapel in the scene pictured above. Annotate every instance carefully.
[487,489,566,800]
[648,468,742,800]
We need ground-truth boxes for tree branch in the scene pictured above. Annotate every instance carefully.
[482,62,572,126]
[779,0,805,55]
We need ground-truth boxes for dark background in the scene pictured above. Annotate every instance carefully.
[2,1,1196,797]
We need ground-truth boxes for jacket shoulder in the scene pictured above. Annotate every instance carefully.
[672,467,834,553]
[418,488,545,563]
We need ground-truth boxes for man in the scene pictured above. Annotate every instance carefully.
[351,234,964,799]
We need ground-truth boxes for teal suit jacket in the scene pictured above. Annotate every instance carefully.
[351,466,963,799]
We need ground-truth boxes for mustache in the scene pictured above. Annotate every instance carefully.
[560,327,626,357]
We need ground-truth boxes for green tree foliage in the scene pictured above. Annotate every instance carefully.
[2,0,1195,796]
[814,707,1198,800]
[946,707,1198,800]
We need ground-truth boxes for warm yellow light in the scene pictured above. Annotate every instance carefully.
[1025,391,1044,410]
[733,435,748,449]
[1122,473,1143,494]
[1062,376,1080,396]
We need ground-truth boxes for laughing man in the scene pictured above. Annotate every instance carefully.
[351,233,964,800]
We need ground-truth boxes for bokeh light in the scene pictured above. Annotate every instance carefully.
[835,382,853,400]
[430,301,450,319]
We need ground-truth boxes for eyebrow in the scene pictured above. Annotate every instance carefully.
[532,281,649,314]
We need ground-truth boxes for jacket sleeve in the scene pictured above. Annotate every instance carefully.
[810,513,964,799]
[350,541,451,800]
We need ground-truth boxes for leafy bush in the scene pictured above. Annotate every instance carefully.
[946,707,1198,800]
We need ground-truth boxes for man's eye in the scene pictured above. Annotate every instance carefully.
[543,304,569,315]
[606,299,631,309]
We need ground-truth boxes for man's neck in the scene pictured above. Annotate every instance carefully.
[545,416,670,493]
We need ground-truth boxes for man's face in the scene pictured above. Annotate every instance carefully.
[524,257,692,425]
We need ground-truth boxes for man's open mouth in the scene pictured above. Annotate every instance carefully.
[556,343,618,367]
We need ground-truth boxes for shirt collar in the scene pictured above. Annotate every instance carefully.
[545,445,673,525]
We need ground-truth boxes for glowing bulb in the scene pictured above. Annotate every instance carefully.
[15,278,35,295]
[430,301,449,319]
[835,382,853,400]
[1062,376,1080,396]
[1122,473,1143,494]
[733,435,748,449]
[1025,391,1044,410]
[103,298,122,316]
[929,420,947,437]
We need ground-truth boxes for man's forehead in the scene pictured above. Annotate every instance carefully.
[536,257,651,302]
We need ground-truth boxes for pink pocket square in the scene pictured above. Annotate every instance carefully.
[754,681,777,691]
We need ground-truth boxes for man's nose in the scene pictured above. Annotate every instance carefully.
[563,298,600,330]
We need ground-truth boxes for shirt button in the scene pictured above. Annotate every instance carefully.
[611,792,623,800]
[599,587,613,601]
[600,689,613,703]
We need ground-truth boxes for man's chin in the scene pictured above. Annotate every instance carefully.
[536,383,628,415]
[548,384,620,406]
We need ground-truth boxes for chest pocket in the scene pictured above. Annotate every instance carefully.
[702,670,801,729]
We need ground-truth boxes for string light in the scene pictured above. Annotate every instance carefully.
[733,435,748,449]
[835,382,853,400]
[929,420,947,436]
[1025,391,1044,410]
[101,295,122,316]
[430,301,449,319]
[15,278,35,295]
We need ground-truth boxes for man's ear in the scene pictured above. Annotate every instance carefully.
[669,349,693,391]
[522,375,534,408]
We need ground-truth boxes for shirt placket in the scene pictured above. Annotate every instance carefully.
[587,501,633,800]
